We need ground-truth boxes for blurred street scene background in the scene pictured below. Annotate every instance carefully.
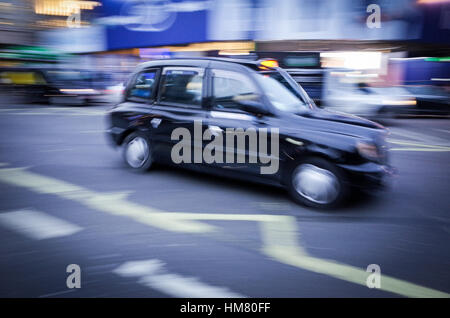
[1,0,449,117]
[0,0,449,298]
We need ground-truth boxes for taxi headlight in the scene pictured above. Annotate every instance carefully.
[356,141,381,161]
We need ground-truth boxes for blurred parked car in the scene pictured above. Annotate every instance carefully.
[323,77,417,119]
[404,85,450,116]
[0,67,122,105]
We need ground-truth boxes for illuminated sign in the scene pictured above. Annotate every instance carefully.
[34,0,101,17]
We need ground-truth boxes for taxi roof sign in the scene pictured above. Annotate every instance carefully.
[258,59,279,69]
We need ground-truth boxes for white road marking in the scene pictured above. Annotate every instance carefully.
[114,259,165,277]
[0,209,82,240]
[39,289,77,298]
[2,112,102,116]
[434,128,450,135]
[0,106,104,117]
[114,259,245,298]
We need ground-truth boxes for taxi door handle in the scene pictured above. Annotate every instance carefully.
[208,125,223,136]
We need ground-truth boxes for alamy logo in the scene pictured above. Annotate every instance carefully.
[366,264,381,289]
[66,264,81,289]
[65,1,81,28]
[170,120,279,175]
[366,4,381,29]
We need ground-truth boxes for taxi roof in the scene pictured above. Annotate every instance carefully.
[136,57,267,73]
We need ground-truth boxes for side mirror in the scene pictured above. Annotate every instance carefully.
[237,99,269,115]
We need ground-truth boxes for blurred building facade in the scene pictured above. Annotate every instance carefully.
[1,0,449,93]
[0,0,35,46]
[2,1,449,61]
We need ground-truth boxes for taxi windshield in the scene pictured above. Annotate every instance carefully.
[253,71,314,113]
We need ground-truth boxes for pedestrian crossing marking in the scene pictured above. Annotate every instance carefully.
[0,209,82,240]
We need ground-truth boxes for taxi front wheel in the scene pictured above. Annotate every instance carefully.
[288,158,347,209]
[122,132,153,172]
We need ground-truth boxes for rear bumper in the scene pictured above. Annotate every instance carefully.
[337,162,395,190]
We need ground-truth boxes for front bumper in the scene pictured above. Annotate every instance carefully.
[337,162,395,190]
[106,126,126,147]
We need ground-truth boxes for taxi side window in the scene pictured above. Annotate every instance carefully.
[128,70,158,101]
[159,68,204,107]
[212,69,260,111]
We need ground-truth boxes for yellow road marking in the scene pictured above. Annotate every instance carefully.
[388,139,450,152]
[262,246,449,298]
[0,166,448,298]
[390,148,450,152]
[0,167,212,233]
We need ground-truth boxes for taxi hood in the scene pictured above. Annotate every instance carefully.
[301,108,383,130]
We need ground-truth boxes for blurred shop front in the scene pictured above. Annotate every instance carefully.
[75,1,450,103]
[2,0,449,110]
[38,1,450,65]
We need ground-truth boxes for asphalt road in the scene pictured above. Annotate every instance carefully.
[0,103,449,298]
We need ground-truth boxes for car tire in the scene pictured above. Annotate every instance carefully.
[287,157,347,209]
[79,98,88,106]
[122,132,153,172]
[48,97,59,105]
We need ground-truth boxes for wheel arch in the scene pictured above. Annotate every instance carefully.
[118,126,149,146]
[280,148,346,187]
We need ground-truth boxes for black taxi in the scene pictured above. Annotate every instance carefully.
[107,58,392,209]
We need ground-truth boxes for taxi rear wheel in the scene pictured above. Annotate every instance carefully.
[288,158,347,209]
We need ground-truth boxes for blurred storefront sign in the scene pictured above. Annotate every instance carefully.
[139,48,172,60]
[39,25,106,53]
[95,0,448,50]
[395,57,450,85]
[34,0,102,16]
[419,0,450,44]
[320,52,383,70]
[97,0,210,50]
[0,46,69,63]
[36,0,449,53]
[252,0,424,42]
